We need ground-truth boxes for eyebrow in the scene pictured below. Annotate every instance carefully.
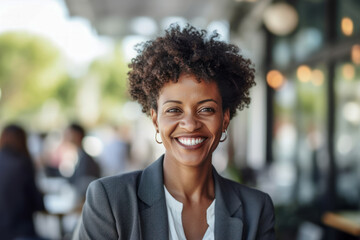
[162,99,218,105]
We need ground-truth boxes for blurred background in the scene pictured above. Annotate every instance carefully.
[0,0,359,239]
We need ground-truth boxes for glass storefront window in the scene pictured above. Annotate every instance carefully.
[334,61,360,206]
[272,64,327,204]
[294,64,327,204]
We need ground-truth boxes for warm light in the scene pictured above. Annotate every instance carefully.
[351,44,360,65]
[311,69,325,86]
[0,88,2,101]
[297,65,312,82]
[341,17,354,36]
[266,70,285,89]
[342,63,355,80]
[263,3,299,36]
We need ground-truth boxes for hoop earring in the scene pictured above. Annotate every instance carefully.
[155,131,162,144]
[220,129,228,142]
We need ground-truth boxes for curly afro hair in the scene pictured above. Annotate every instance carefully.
[128,24,256,119]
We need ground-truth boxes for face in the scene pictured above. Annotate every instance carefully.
[151,74,230,168]
[64,129,82,147]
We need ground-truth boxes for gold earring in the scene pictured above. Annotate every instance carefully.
[220,129,228,142]
[155,131,162,144]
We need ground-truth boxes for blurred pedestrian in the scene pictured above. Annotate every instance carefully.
[64,123,100,198]
[0,124,45,240]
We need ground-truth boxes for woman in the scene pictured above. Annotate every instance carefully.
[0,124,45,239]
[77,24,275,240]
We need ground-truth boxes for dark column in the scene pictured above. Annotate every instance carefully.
[325,0,337,211]
[323,0,338,239]
[265,29,274,165]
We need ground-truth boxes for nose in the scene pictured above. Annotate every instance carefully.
[179,113,201,132]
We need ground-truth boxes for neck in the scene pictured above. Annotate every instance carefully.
[163,154,215,203]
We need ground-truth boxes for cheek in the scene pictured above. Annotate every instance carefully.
[158,117,178,136]
[209,117,224,135]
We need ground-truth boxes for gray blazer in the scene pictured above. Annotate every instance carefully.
[77,155,275,240]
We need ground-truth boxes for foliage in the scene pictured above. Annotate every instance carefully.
[0,31,73,123]
[0,32,130,128]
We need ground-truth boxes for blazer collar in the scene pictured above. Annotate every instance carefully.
[213,168,244,240]
[138,155,169,240]
[138,155,165,206]
[137,155,244,240]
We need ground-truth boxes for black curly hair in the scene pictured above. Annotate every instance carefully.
[128,24,255,119]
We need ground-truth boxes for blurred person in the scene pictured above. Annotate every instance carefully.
[64,123,100,198]
[76,24,275,239]
[0,124,45,240]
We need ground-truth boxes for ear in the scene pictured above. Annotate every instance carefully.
[222,108,230,131]
[151,108,159,131]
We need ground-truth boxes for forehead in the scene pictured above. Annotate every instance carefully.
[158,74,221,103]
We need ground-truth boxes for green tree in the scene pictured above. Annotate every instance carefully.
[0,32,74,123]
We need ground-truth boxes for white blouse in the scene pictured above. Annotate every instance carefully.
[164,186,215,240]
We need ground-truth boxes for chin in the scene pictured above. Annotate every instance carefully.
[174,152,213,168]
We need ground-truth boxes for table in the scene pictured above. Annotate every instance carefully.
[322,211,360,236]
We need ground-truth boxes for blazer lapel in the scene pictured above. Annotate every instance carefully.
[138,156,169,240]
[137,157,244,240]
[213,169,244,240]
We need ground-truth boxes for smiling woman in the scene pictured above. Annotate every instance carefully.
[75,24,275,240]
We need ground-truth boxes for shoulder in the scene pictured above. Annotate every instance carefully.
[219,176,275,234]
[89,170,142,194]
[219,176,273,207]
[84,170,143,214]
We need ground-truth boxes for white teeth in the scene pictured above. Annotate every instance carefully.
[178,137,205,146]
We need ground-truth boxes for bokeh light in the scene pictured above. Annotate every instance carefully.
[311,69,325,86]
[267,70,285,89]
[341,17,354,36]
[263,3,299,36]
[297,65,312,82]
[342,63,355,80]
[343,102,360,124]
[83,136,104,157]
[337,134,353,155]
[351,44,360,65]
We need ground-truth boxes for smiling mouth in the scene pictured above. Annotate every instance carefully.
[176,137,206,146]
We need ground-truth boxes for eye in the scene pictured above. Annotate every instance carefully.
[166,108,181,113]
[199,107,215,113]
